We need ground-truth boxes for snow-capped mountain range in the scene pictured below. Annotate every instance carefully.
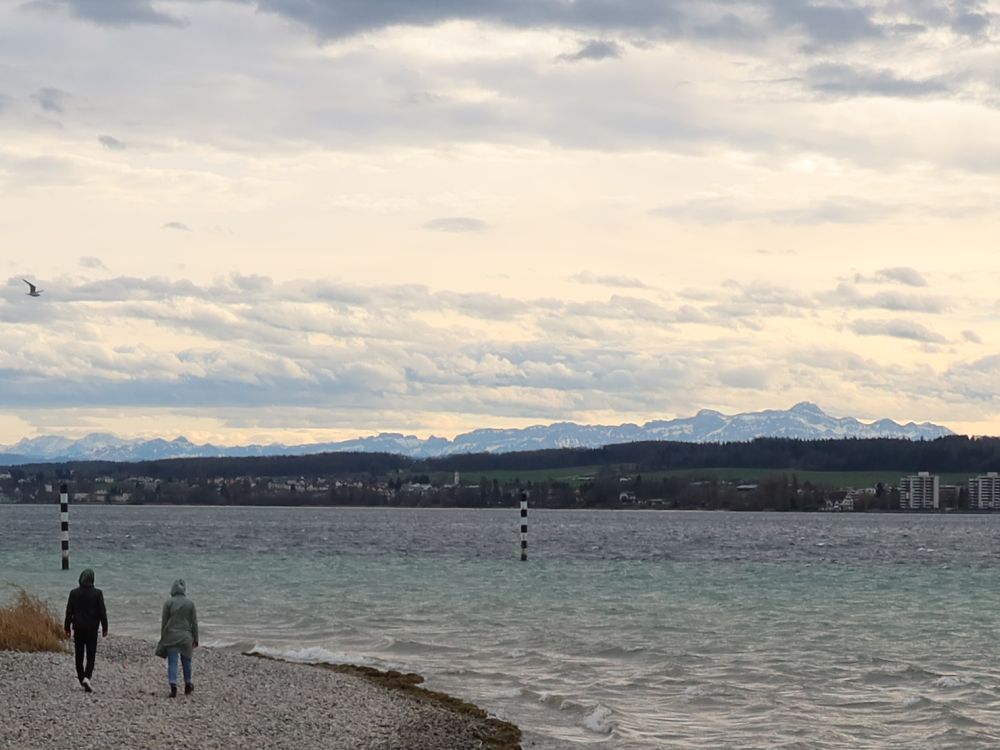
[0,403,953,465]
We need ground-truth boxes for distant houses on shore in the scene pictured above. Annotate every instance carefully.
[6,466,1000,511]
[898,471,1000,511]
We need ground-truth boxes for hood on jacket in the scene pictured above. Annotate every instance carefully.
[79,568,95,587]
[171,579,186,596]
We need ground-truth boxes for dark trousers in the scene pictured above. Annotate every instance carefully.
[73,629,98,683]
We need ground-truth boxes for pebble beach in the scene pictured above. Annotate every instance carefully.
[0,637,520,750]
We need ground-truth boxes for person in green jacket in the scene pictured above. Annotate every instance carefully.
[155,579,199,698]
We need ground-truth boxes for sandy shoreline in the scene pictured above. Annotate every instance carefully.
[0,636,520,750]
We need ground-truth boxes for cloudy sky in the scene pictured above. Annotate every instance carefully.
[2,0,999,445]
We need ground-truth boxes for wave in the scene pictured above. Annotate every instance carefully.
[381,637,468,655]
[862,663,944,685]
[198,638,239,648]
[682,684,740,700]
[526,689,618,735]
[247,644,377,667]
[582,704,615,734]
[900,694,934,709]
[933,675,972,688]
[493,686,525,699]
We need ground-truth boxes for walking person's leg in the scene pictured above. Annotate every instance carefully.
[167,650,179,697]
[84,630,97,680]
[182,655,193,693]
[73,631,86,684]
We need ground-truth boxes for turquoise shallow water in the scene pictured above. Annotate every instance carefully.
[4,506,1000,748]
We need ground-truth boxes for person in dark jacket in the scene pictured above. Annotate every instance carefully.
[64,568,109,692]
[155,579,199,698]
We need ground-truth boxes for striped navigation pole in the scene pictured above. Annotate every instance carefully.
[519,490,528,561]
[60,483,69,570]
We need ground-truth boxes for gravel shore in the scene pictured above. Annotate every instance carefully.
[0,637,520,750]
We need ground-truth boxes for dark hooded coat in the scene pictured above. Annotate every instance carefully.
[64,568,108,634]
[156,579,198,659]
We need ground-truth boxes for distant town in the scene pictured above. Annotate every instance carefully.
[2,465,999,512]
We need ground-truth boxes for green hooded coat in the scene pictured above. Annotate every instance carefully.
[155,579,198,659]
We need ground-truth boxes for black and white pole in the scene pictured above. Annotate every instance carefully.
[60,483,69,570]
[519,490,528,562]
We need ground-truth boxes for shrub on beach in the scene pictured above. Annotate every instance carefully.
[0,587,66,653]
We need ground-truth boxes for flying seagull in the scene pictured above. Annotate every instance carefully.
[23,279,43,297]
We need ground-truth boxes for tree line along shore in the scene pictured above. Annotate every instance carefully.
[4,436,1000,511]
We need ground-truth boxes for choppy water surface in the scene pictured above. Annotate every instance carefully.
[4,506,1000,749]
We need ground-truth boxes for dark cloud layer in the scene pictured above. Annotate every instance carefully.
[31,87,69,114]
[769,1,883,45]
[557,39,623,63]
[31,0,991,48]
[243,0,946,47]
[805,63,951,97]
[23,0,183,26]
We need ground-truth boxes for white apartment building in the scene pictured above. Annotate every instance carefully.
[899,471,939,510]
[969,472,1000,510]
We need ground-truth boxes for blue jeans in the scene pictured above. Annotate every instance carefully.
[167,650,192,685]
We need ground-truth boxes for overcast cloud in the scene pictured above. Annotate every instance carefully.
[0,0,997,441]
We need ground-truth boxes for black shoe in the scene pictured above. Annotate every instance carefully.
[169,684,177,698]
[184,683,194,695]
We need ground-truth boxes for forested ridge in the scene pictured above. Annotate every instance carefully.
[8,435,1000,480]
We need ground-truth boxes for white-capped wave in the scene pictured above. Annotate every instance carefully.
[683,684,732,699]
[582,704,615,734]
[248,644,375,666]
[933,676,969,688]
[199,638,241,649]
[537,691,579,711]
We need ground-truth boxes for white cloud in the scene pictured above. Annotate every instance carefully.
[1,2,1000,439]
[570,271,649,289]
[422,216,488,232]
[850,317,948,343]
[79,256,108,271]
[97,134,126,150]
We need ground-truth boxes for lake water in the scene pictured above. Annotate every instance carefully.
[4,506,1000,749]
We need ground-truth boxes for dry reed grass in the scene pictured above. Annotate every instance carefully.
[0,587,67,653]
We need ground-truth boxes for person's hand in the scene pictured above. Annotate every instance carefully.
[102,629,109,638]
[193,640,199,649]
[64,629,71,638]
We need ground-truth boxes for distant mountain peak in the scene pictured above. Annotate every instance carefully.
[789,401,824,415]
[0,404,954,465]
